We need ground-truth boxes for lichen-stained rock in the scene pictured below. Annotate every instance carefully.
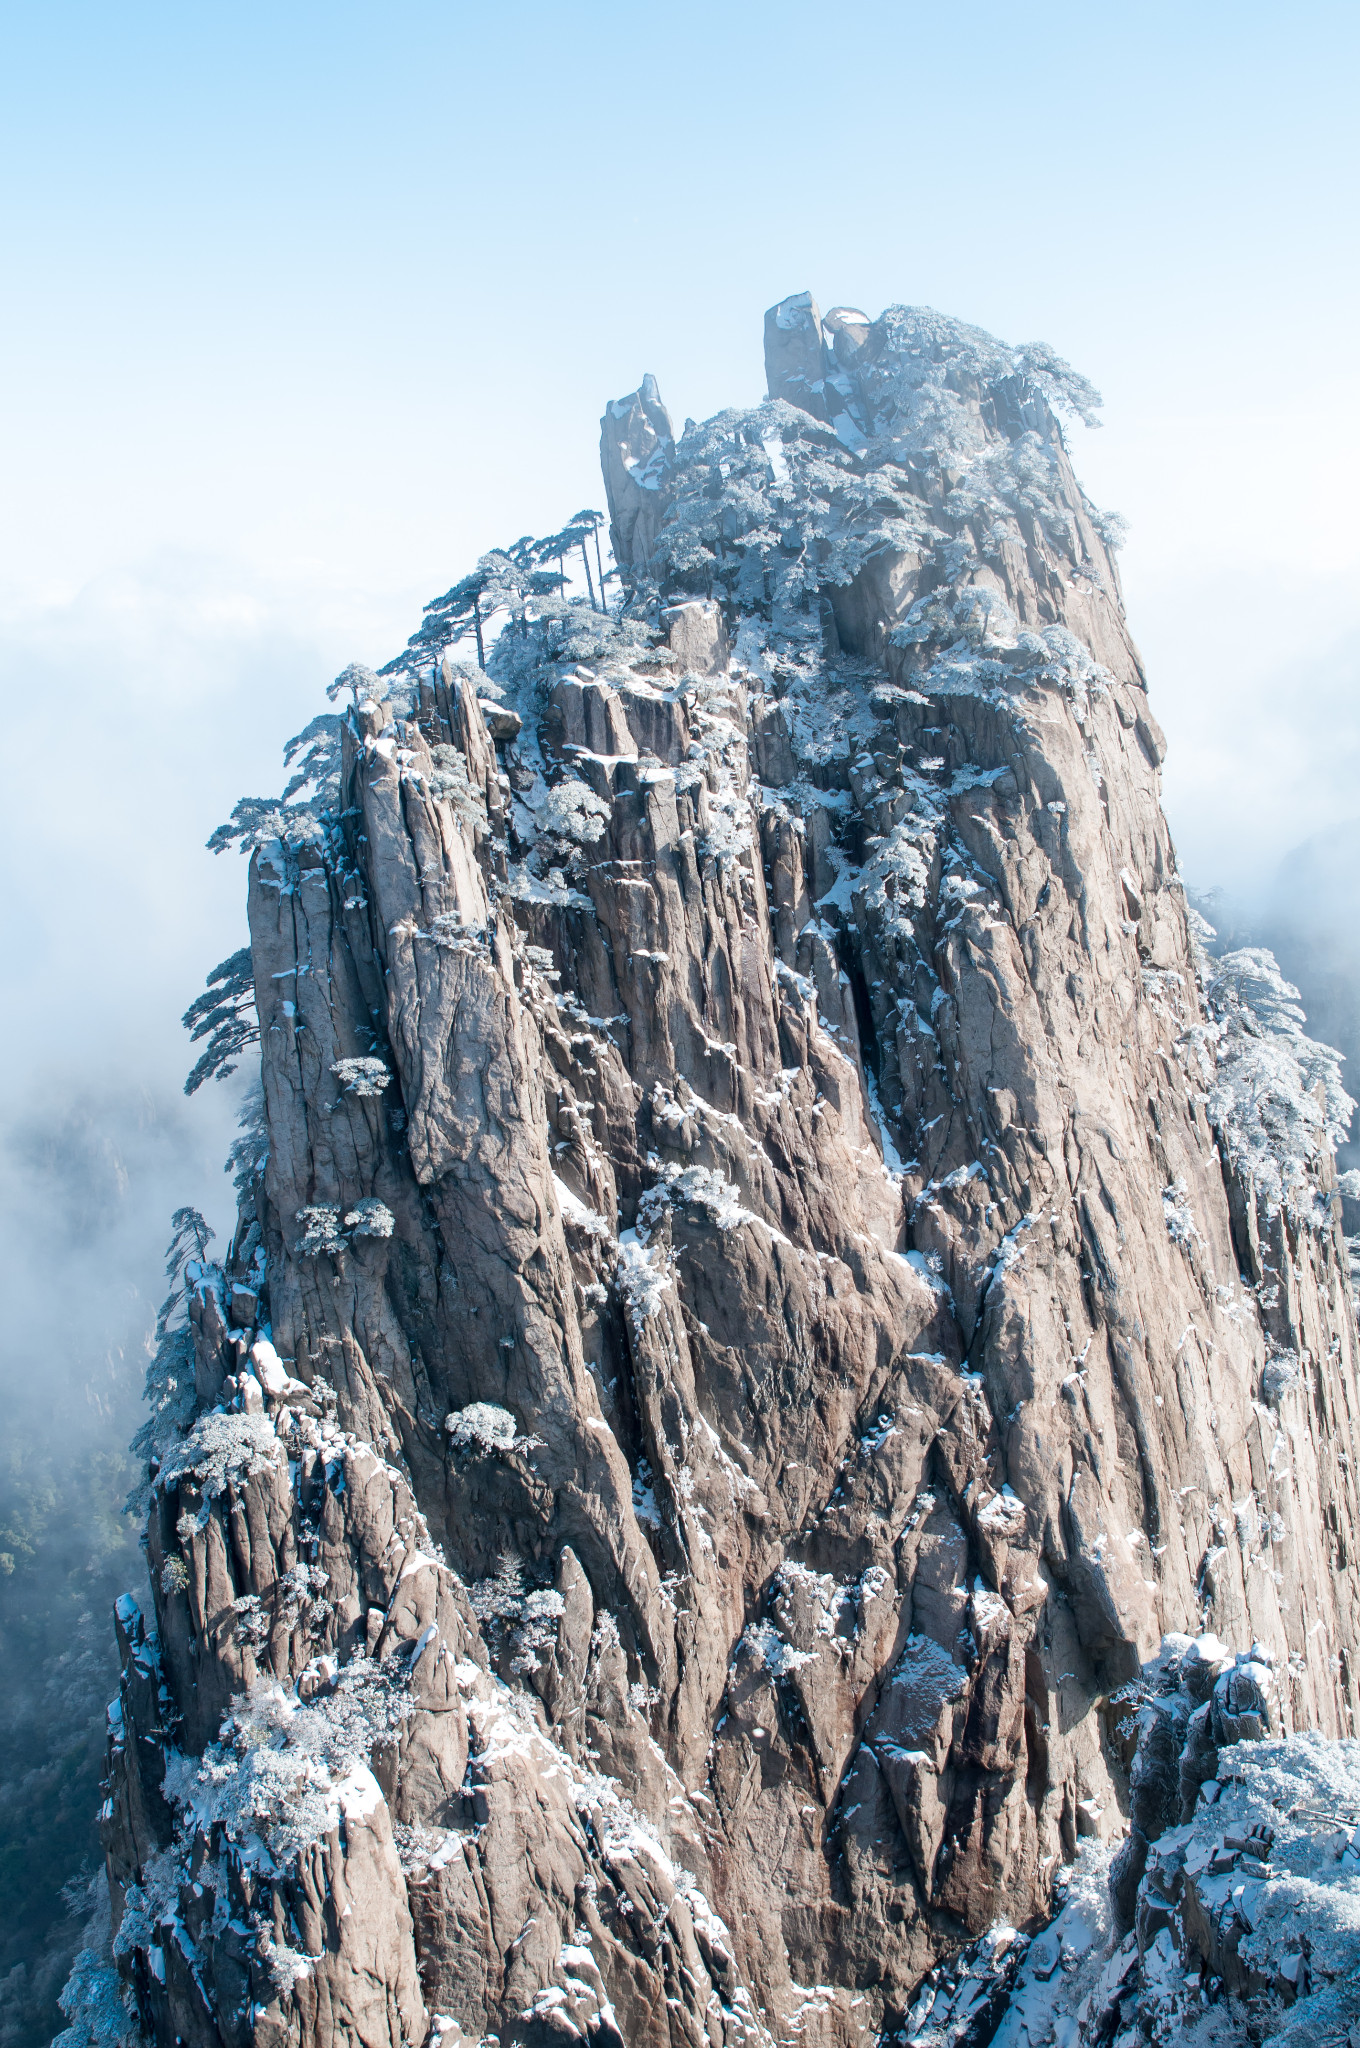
[92,294,1360,2046]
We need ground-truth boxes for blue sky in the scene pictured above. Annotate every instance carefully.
[1,0,1357,1142]
[4,1,1355,590]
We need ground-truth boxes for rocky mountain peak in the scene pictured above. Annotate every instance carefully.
[69,294,1360,2048]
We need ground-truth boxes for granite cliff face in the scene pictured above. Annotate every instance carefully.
[79,295,1360,2048]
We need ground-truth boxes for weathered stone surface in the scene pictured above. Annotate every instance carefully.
[599,373,675,574]
[662,598,729,677]
[92,294,1360,2047]
[764,291,828,416]
[957,1637,1360,2046]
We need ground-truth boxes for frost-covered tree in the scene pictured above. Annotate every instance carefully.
[295,1205,345,1256]
[156,1206,216,1341]
[183,948,259,1096]
[539,776,612,845]
[470,1547,526,1623]
[225,1080,268,1198]
[630,304,1117,638]
[382,541,564,680]
[417,564,496,670]
[325,660,381,707]
[207,673,357,861]
[486,590,651,698]
[649,401,944,617]
[1191,920,1356,1224]
[445,1402,518,1454]
[538,510,608,612]
[1187,917,1351,1228]
[205,795,329,860]
[331,1056,392,1098]
[343,1198,395,1238]
[581,508,610,606]
[133,1208,220,1502]
[280,712,344,806]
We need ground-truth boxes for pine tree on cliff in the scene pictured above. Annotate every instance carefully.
[385,539,564,676]
[182,949,258,1096]
[154,1206,215,1341]
[537,510,608,611]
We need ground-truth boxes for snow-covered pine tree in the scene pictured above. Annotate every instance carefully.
[182,948,259,1096]
[155,1206,215,1341]
[382,539,564,680]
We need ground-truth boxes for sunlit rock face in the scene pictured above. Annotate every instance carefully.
[85,295,1360,2048]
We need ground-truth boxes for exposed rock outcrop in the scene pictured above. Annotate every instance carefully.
[81,293,1360,2048]
[912,1632,1360,2047]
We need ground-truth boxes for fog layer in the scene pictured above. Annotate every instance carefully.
[0,561,375,2046]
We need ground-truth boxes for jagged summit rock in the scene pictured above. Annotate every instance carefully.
[74,294,1360,2048]
[599,371,674,576]
[762,290,873,421]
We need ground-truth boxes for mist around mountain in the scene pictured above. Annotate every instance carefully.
[1193,813,1360,1316]
[0,1090,228,2048]
[1197,820,1360,1177]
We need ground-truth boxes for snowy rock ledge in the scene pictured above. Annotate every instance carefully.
[904,1635,1360,2048]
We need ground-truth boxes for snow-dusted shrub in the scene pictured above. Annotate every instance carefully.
[331,1057,391,1098]
[540,776,611,845]
[697,802,751,868]
[1161,1179,1201,1251]
[230,1593,270,1650]
[1201,945,1354,1224]
[164,1663,403,1867]
[158,1411,280,1511]
[509,1586,566,1676]
[160,1554,190,1598]
[741,1619,816,1679]
[296,1204,345,1254]
[418,740,486,825]
[470,1549,526,1623]
[428,910,486,952]
[615,1230,672,1333]
[344,1198,395,1238]
[445,1401,518,1454]
[638,1164,757,1235]
[632,1458,662,1530]
[1262,1351,1304,1406]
